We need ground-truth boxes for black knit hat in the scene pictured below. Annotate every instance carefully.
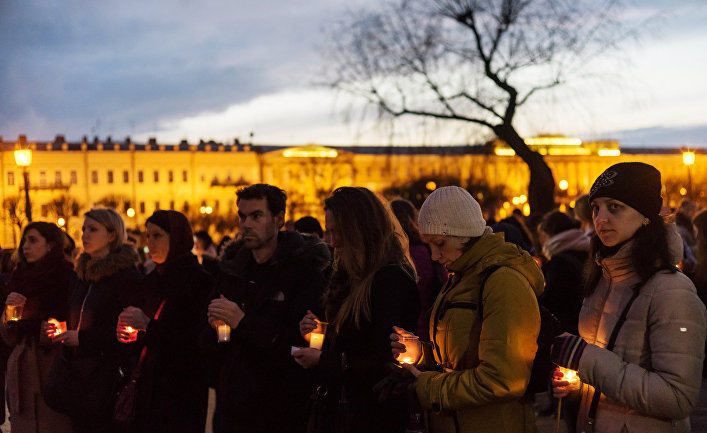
[588,162,663,218]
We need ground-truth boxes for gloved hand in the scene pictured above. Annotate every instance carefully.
[550,333,587,371]
[373,363,417,404]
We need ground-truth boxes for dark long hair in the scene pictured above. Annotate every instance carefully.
[324,187,414,330]
[18,222,66,266]
[584,214,675,297]
[391,198,422,246]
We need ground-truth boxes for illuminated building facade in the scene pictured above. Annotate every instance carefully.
[0,134,703,247]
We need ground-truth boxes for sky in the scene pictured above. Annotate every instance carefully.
[1,0,706,148]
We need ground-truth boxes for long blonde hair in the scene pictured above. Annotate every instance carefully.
[324,187,415,331]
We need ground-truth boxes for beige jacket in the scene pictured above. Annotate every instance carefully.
[575,231,706,433]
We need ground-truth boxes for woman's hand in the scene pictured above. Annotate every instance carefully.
[43,319,56,339]
[552,368,572,399]
[390,326,417,361]
[299,310,319,340]
[52,330,79,347]
[119,306,151,331]
[292,347,322,369]
[5,292,26,306]
[208,295,245,329]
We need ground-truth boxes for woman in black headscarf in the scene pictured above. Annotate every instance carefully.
[117,210,214,433]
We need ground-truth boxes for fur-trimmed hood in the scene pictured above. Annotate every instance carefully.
[75,244,139,283]
[220,230,331,277]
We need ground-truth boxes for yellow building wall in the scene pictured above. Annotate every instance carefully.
[0,139,704,248]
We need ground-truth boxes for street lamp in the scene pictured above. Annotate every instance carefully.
[683,151,695,199]
[14,148,32,222]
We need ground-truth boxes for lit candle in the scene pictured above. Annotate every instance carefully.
[217,323,231,343]
[309,333,325,350]
[123,326,138,342]
[558,366,580,390]
[5,304,23,322]
[398,336,420,365]
[309,321,328,350]
[48,319,67,336]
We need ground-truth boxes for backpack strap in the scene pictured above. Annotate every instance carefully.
[477,266,502,321]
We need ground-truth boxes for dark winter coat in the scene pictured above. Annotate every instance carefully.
[315,264,420,433]
[207,230,330,433]
[65,245,142,430]
[539,228,590,335]
[129,253,213,433]
[0,253,74,433]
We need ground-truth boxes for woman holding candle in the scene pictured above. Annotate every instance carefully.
[294,186,419,433]
[45,208,142,433]
[0,222,74,433]
[389,186,543,433]
[117,210,213,433]
[551,162,707,433]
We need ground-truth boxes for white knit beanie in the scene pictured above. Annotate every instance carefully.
[418,186,486,237]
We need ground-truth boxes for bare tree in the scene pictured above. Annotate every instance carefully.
[3,197,25,246]
[325,0,632,215]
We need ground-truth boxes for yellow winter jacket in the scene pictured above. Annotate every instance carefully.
[416,232,544,433]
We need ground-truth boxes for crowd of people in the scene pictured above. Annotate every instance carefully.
[0,161,705,433]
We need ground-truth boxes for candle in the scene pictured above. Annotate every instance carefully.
[558,366,580,391]
[398,336,421,365]
[309,321,328,350]
[48,319,67,336]
[309,333,325,350]
[5,304,23,322]
[217,323,231,343]
[123,326,138,342]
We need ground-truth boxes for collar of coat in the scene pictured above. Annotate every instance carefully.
[594,222,684,282]
[75,244,138,283]
[446,229,545,297]
[219,230,330,278]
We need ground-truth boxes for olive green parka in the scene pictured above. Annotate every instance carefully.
[415,231,544,433]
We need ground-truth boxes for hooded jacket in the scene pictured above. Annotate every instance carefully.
[415,231,544,433]
[574,230,707,433]
[208,230,330,433]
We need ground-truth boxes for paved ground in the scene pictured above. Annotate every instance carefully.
[3,382,707,432]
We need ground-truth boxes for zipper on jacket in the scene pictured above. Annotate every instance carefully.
[77,284,93,331]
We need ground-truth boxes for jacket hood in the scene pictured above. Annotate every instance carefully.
[448,230,544,297]
[542,228,590,260]
[75,244,138,283]
[220,230,331,277]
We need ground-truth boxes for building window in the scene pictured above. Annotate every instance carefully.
[200,174,205,182]
[182,201,190,213]
[41,204,49,217]
[182,170,188,182]
[154,201,160,210]
[124,201,131,212]
[70,171,77,185]
[168,171,174,183]
[72,203,79,217]
[123,170,129,183]
[7,172,14,186]
[169,200,175,210]
[153,171,159,183]
[55,171,62,185]
[107,170,114,184]
[215,200,220,211]
[138,171,144,183]
[91,170,98,184]
[39,171,47,187]
[139,201,145,214]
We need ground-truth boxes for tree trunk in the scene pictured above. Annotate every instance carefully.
[493,124,556,217]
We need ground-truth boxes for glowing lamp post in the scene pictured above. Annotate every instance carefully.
[14,149,32,222]
[683,151,695,199]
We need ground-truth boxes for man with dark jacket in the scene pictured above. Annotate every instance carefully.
[205,184,330,433]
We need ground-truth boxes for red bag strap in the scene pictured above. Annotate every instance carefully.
[131,299,166,380]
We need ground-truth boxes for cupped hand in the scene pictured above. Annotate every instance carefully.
[5,292,26,306]
[299,310,319,340]
[551,368,571,399]
[52,330,79,347]
[207,295,245,329]
[292,347,322,369]
[119,306,151,331]
[390,326,417,360]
